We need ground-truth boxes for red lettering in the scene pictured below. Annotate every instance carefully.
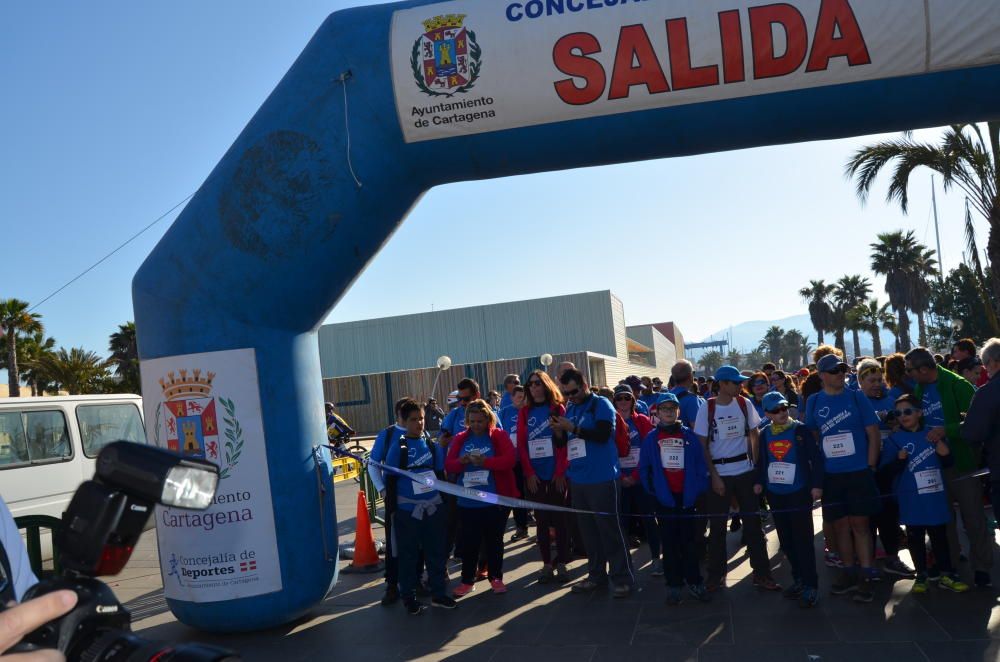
[608,24,669,101]
[806,0,872,72]
[553,32,606,105]
[749,3,808,79]
[718,10,746,84]
[666,18,720,90]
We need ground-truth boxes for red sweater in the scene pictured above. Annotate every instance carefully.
[445,427,519,498]
[621,413,655,481]
[516,403,569,478]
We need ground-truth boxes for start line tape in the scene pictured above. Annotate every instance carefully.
[329,445,992,521]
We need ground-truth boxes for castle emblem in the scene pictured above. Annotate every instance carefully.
[410,14,482,97]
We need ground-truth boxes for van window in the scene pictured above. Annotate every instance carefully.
[0,412,29,466]
[23,411,72,462]
[77,403,145,457]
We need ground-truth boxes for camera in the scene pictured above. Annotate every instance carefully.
[7,442,240,661]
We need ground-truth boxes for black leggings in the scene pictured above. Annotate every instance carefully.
[458,506,507,583]
[906,524,952,575]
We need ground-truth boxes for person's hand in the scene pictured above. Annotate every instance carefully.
[525,475,540,494]
[811,488,823,501]
[933,439,951,456]
[469,454,486,467]
[927,427,947,444]
[459,454,472,465]
[753,484,762,496]
[711,475,725,497]
[553,475,567,493]
[551,416,574,433]
[898,449,909,460]
[1,590,77,660]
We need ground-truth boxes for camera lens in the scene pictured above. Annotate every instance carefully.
[79,631,239,662]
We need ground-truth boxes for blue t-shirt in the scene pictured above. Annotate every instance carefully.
[524,405,557,480]
[497,404,519,439]
[369,423,405,493]
[759,421,816,495]
[384,436,444,511]
[921,382,945,429]
[565,394,619,484]
[638,393,659,412]
[750,397,769,429]
[866,390,896,437]
[805,388,879,473]
[500,391,513,410]
[634,398,650,415]
[455,433,497,508]
[441,406,467,437]
[669,387,706,428]
[880,428,951,526]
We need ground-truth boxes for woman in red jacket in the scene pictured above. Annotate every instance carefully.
[613,384,659,575]
[445,399,518,597]
[518,369,571,583]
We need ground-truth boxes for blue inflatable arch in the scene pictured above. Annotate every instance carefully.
[134,0,1000,631]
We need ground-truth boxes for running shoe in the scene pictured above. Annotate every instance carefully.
[538,565,555,584]
[927,568,941,583]
[799,586,820,608]
[824,550,845,568]
[687,583,711,603]
[830,571,858,595]
[476,568,488,582]
[939,575,970,593]
[651,560,664,577]
[404,599,426,615]
[554,563,571,584]
[883,557,916,577]
[380,585,400,606]
[753,574,781,591]
[571,579,602,593]
[665,587,683,606]
[612,584,632,599]
[510,527,529,542]
[853,578,874,603]
[490,579,508,594]
[911,575,928,594]
[431,596,458,609]
[975,571,993,588]
[783,581,804,600]
[452,583,475,598]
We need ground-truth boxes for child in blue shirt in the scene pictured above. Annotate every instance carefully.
[881,394,969,594]
[754,392,825,608]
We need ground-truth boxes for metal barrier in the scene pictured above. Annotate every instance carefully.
[14,515,63,578]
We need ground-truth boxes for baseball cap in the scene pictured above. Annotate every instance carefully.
[654,392,680,408]
[624,375,642,390]
[762,392,789,413]
[613,384,634,399]
[817,354,850,374]
[714,365,749,382]
[447,390,459,404]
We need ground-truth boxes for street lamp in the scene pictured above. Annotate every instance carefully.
[540,353,553,369]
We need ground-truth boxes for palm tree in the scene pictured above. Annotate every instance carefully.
[870,231,925,351]
[108,322,141,394]
[845,122,1000,321]
[833,275,872,360]
[798,336,815,368]
[744,349,769,370]
[34,347,111,395]
[848,300,893,357]
[726,349,743,369]
[758,326,786,364]
[799,280,836,345]
[700,350,725,375]
[781,329,809,369]
[20,332,56,396]
[0,299,43,397]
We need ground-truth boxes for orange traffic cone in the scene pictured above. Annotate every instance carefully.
[347,491,383,573]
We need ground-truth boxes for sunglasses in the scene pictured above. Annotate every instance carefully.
[527,380,544,387]
[751,380,768,387]
[893,407,919,417]
[458,396,474,403]
[614,395,633,402]
[562,387,580,398]
[823,367,847,375]
[767,405,789,414]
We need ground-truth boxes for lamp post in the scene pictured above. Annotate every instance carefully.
[429,355,451,400]
[540,353,553,371]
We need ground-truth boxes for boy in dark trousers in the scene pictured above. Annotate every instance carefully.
[754,392,825,607]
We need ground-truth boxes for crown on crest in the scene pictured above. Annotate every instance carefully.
[159,369,215,401]
[422,14,466,32]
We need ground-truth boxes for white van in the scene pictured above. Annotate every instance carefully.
[0,395,146,521]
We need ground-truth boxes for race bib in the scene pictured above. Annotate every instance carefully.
[914,468,944,495]
[822,432,856,459]
[720,417,743,440]
[463,470,489,487]
[768,462,796,486]
[880,430,890,441]
[621,447,640,469]
[659,440,684,470]
[528,437,553,460]
[568,438,587,460]
[411,471,437,495]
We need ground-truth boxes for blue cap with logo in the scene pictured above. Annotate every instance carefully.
[816,354,849,373]
[713,365,749,382]
[762,392,789,413]
[654,392,680,408]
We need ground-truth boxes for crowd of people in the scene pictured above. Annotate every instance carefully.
[360,337,1000,615]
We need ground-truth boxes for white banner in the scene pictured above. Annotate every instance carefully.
[140,348,283,603]
[390,0,1000,143]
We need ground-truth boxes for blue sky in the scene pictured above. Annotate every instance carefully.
[1,1,987,363]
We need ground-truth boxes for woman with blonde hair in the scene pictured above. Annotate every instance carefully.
[445,400,518,597]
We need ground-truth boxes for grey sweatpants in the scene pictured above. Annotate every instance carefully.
[944,465,994,573]
[571,480,635,587]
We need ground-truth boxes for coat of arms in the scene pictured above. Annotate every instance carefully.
[155,369,244,479]
[410,14,482,97]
